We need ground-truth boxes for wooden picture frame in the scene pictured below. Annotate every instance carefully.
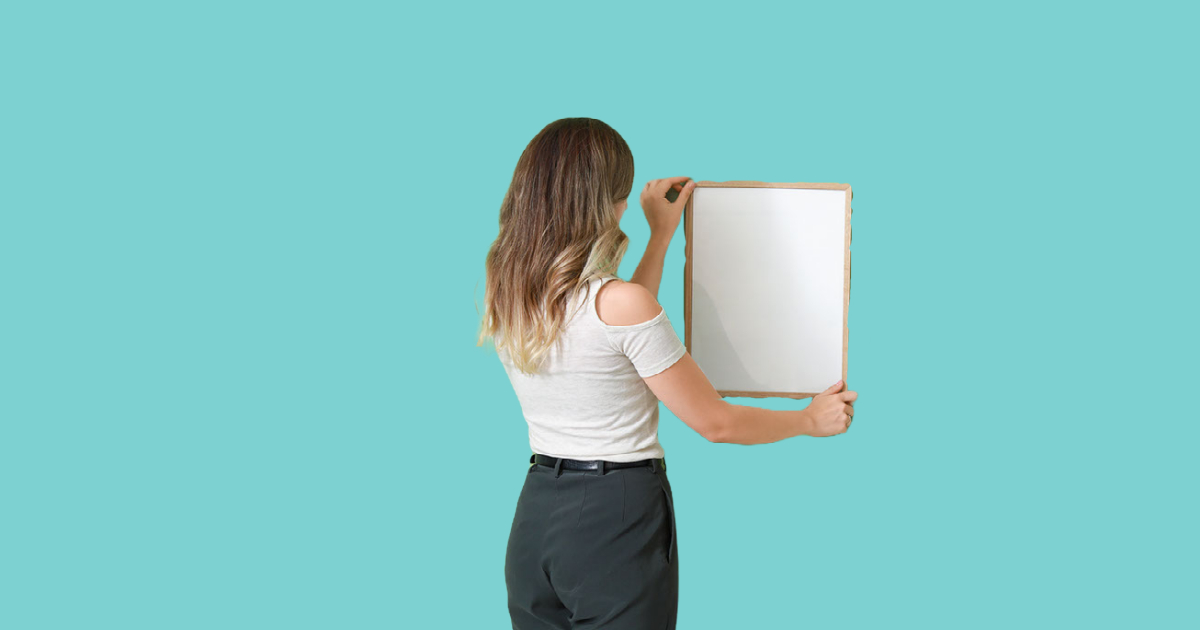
[683,180,853,399]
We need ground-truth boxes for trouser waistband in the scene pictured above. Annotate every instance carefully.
[530,453,665,475]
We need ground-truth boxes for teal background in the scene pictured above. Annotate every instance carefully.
[2,1,1195,628]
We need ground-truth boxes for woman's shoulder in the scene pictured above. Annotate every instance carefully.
[594,278,665,327]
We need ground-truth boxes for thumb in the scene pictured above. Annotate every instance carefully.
[818,379,844,396]
[676,179,697,204]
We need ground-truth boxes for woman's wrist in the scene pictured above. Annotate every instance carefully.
[794,406,816,437]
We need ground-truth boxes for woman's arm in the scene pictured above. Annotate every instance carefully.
[630,234,670,298]
[629,177,695,298]
[645,353,856,444]
[643,352,815,443]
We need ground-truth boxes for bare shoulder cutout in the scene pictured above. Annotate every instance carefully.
[595,279,665,328]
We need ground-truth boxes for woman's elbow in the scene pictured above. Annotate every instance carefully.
[698,404,734,443]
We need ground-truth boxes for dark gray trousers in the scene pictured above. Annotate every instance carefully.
[505,456,678,629]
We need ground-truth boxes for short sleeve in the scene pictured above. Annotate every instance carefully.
[602,307,687,377]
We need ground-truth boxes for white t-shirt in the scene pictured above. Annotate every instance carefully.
[497,274,688,462]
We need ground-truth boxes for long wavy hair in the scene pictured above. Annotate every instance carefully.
[477,118,635,375]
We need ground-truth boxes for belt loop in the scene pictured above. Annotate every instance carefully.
[553,457,564,478]
[650,458,659,474]
[597,460,606,476]
[530,453,536,464]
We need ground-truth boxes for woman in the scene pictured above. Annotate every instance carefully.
[479,118,857,629]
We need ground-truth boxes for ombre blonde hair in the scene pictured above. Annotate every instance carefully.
[477,118,635,375]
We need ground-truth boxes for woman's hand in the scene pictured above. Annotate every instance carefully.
[805,379,857,437]
[639,176,696,239]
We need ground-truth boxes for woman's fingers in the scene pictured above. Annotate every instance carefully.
[649,176,690,195]
[820,379,844,396]
[642,177,696,208]
[659,176,691,192]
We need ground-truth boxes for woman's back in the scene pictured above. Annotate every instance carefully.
[497,274,687,463]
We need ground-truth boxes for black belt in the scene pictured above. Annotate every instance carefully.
[530,453,665,474]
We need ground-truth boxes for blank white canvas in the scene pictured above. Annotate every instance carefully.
[690,187,847,396]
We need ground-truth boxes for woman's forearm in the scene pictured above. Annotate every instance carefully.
[713,403,814,445]
[629,233,671,298]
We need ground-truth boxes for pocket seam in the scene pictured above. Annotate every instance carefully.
[657,475,676,565]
